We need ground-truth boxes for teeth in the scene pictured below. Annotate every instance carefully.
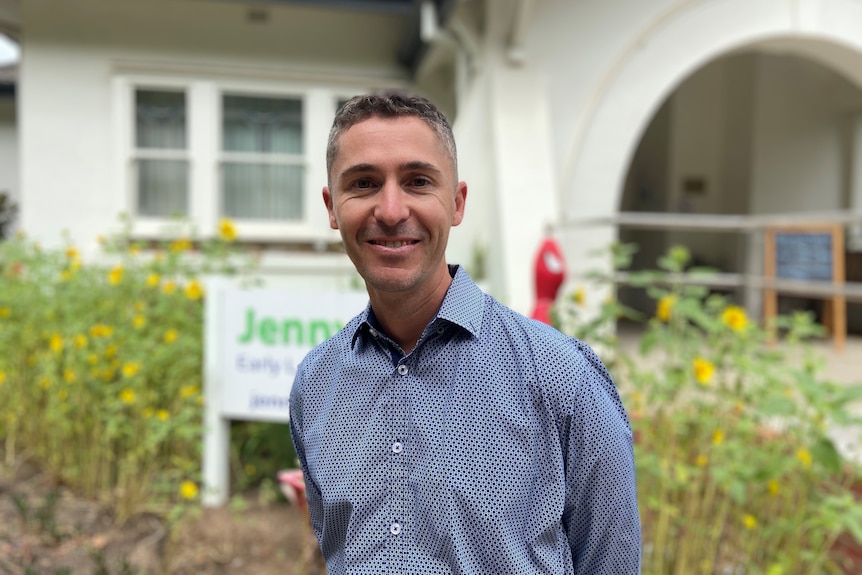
[383,241,407,248]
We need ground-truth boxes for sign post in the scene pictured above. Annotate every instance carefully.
[202,277,367,507]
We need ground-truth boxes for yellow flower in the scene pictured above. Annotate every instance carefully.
[156,409,170,421]
[743,514,757,530]
[796,448,812,469]
[693,357,715,386]
[142,407,154,418]
[721,305,748,332]
[184,280,204,300]
[105,344,117,359]
[58,388,69,401]
[219,218,237,242]
[0,370,5,385]
[90,324,114,338]
[244,464,257,476]
[146,273,160,288]
[87,353,99,365]
[164,329,178,344]
[179,480,199,500]
[50,333,64,353]
[656,295,676,322]
[63,369,76,383]
[39,376,52,389]
[712,428,725,446]
[133,301,145,312]
[0,307,9,318]
[132,315,146,329]
[122,362,141,378]
[180,385,199,399]
[65,247,79,259]
[162,280,176,294]
[573,286,586,306]
[74,334,88,349]
[119,388,136,404]
[170,239,192,253]
[768,479,780,496]
[129,244,140,256]
[695,454,708,467]
[108,265,124,286]
[60,270,73,282]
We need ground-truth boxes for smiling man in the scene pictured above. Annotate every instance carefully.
[289,92,641,574]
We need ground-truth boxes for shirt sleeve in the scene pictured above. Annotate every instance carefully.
[288,373,325,544]
[561,342,642,574]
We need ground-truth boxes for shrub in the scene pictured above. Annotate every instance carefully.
[0,218,261,520]
[556,244,862,574]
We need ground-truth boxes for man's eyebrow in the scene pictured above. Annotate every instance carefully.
[400,161,443,175]
[337,161,444,180]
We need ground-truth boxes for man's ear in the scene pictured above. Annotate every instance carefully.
[452,181,467,227]
[322,187,338,230]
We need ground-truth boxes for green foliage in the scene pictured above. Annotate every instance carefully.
[0,218,269,520]
[556,244,862,575]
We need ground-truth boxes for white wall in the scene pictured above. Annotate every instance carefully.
[750,52,862,214]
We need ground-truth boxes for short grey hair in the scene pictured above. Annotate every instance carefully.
[326,91,458,186]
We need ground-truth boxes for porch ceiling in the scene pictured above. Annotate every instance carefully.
[211,0,458,71]
[0,0,20,40]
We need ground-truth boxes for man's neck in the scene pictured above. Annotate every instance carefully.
[368,271,454,354]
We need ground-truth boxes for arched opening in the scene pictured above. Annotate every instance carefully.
[619,46,862,333]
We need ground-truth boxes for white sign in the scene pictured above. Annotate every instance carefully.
[221,289,367,422]
[203,278,367,506]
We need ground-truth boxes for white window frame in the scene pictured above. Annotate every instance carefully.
[114,74,351,244]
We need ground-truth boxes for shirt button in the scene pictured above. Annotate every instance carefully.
[390,522,402,535]
[397,365,408,375]
[368,328,378,338]
[391,441,403,454]
[436,327,445,335]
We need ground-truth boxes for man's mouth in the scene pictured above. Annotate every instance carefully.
[369,240,418,248]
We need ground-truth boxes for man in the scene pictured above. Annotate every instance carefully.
[289,91,640,574]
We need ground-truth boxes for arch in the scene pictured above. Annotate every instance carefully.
[560,0,862,225]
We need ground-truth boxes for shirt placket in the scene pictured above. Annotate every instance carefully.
[389,358,411,569]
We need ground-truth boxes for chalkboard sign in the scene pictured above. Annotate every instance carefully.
[763,223,845,352]
[775,233,833,281]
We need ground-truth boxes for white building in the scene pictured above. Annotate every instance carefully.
[1,0,861,330]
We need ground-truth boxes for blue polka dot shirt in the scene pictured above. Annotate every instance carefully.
[289,266,641,574]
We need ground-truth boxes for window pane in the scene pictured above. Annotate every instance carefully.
[137,159,188,217]
[222,163,303,220]
[223,95,302,154]
[136,90,186,149]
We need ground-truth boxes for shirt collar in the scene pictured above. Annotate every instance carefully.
[350,264,485,348]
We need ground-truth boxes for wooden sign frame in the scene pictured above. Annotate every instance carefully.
[763,223,846,351]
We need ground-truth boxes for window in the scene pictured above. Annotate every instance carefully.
[134,89,188,217]
[117,75,360,243]
[221,95,304,221]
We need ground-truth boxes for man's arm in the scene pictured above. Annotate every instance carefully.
[288,383,325,544]
[562,346,641,574]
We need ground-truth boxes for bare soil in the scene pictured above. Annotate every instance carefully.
[0,455,326,575]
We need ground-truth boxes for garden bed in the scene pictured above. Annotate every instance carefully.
[0,454,325,575]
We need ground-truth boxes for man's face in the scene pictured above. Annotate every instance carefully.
[323,116,467,298]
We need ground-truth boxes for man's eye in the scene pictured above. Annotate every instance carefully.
[353,178,374,189]
[410,176,431,187]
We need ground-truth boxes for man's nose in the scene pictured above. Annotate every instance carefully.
[374,180,410,226]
